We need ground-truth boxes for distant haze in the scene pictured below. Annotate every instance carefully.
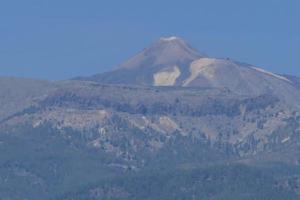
[0,0,300,80]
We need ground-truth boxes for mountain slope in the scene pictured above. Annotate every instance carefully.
[76,37,300,107]
[60,164,300,200]
[284,74,300,88]
[1,80,300,199]
[0,77,56,121]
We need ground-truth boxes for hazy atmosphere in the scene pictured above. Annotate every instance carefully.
[1,0,300,80]
[2,1,300,199]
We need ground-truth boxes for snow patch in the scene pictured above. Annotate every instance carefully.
[252,67,292,83]
[160,36,179,42]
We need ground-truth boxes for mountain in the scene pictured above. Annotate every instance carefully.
[1,79,300,199]
[1,37,300,199]
[284,74,300,88]
[77,37,300,106]
[77,36,204,85]
[0,77,56,121]
[119,36,204,70]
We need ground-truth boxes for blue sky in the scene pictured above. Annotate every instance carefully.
[0,0,299,80]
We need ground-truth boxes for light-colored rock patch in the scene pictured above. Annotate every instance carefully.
[200,126,218,141]
[281,137,290,143]
[153,66,181,86]
[149,140,164,151]
[141,116,165,133]
[90,138,102,148]
[183,58,220,86]
[129,115,181,135]
[32,108,110,131]
[159,116,181,133]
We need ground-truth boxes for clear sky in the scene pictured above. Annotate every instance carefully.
[0,0,299,80]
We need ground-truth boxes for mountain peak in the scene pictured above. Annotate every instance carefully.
[119,36,204,69]
[155,36,197,51]
[156,36,194,49]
